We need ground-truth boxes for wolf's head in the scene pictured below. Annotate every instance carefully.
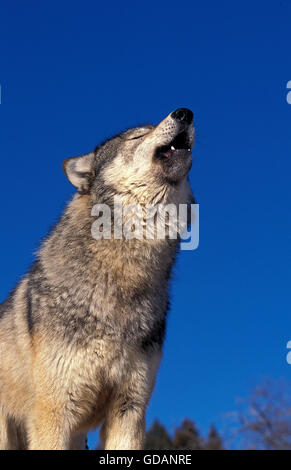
[63,108,194,206]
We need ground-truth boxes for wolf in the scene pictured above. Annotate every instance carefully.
[0,108,195,450]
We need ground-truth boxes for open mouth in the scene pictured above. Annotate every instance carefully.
[155,130,192,159]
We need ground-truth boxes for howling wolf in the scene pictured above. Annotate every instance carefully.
[0,108,195,449]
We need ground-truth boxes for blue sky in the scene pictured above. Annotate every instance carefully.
[0,0,290,449]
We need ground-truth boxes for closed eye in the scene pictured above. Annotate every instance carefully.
[126,133,149,141]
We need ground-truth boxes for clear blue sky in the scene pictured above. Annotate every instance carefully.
[0,0,290,449]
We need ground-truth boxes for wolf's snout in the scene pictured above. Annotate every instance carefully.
[171,108,193,124]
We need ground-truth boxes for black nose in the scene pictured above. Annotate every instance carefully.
[171,108,193,124]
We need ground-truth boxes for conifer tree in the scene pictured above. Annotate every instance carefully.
[144,420,174,450]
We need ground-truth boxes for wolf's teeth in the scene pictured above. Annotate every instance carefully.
[171,146,175,150]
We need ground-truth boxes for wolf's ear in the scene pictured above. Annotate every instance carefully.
[63,152,95,193]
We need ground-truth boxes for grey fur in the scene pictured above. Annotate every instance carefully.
[0,110,195,450]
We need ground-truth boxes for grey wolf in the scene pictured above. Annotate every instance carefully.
[0,108,195,450]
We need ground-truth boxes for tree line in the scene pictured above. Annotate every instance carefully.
[145,379,291,450]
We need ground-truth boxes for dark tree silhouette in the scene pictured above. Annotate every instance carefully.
[144,420,174,450]
[144,418,225,450]
[205,425,224,450]
[172,419,204,450]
